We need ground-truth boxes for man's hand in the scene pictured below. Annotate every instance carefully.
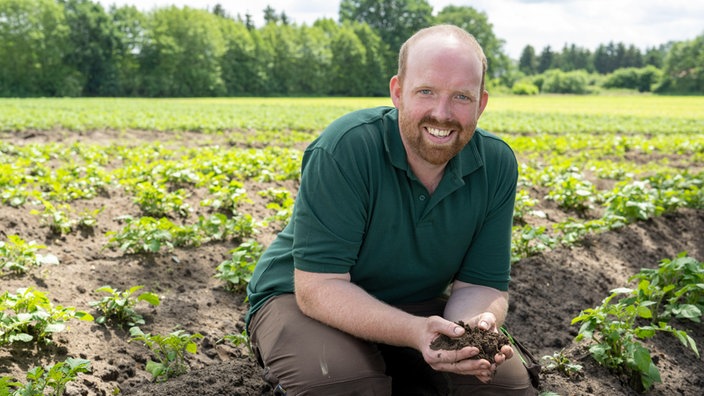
[418,313,514,383]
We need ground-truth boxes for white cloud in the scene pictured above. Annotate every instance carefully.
[464,0,704,57]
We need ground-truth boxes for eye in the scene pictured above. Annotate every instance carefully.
[419,89,432,95]
[456,94,470,101]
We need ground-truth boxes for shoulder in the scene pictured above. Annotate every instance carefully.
[472,128,516,163]
[473,128,513,153]
[465,128,517,179]
[310,106,396,152]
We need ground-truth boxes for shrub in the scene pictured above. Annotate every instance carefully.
[603,66,662,92]
[540,69,592,94]
[512,81,539,95]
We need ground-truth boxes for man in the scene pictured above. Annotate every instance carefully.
[246,24,535,395]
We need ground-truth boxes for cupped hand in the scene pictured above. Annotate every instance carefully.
[416,314,515,383]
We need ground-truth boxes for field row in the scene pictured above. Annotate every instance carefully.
[2,96,703,135]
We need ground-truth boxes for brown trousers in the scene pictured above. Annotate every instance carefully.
[248,294,536,395]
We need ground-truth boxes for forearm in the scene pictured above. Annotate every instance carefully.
[294,269,426,349]
[444,281,509,327]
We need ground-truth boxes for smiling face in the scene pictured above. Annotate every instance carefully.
[390,29,488,168]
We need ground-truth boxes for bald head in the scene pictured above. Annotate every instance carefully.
[397,25,488,93]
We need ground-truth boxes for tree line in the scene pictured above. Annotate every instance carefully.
[0,0,702,98]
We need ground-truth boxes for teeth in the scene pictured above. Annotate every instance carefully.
[427,127,451,137]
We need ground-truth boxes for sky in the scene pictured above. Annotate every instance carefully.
[95,0,704,59]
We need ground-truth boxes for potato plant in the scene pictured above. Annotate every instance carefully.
[90,285,160,328]
[629,253,704,323]
[0,288,93,346]
[544,169,599,215]
[31,201,75,236]
[541,350,582,378]
[129,327,203,383]
[215,240,264,292]
[0,236,58,275]
[572,253,701,392]
[0,357,91,396]
[258,187,295,230]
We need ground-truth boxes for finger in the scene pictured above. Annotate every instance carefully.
[494,352,506,365]
[500,344,514,360]
[429,315,465,337]
[476,313,496,331]
[442,359,493,378]
[476,372,493,383]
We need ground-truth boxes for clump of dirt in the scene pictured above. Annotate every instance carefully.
[430,321,510,364]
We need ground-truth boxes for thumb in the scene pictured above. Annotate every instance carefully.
[429,316,465,337]
[476,313,497,331]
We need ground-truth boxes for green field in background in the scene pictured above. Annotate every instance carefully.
[1,95,702,135]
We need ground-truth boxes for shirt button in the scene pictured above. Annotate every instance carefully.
[419,194,426,201]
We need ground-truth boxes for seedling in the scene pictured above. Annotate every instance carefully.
[129,327,203,382]
[222,330,253,357]
[1,186,32,207]
[215,240,263,292]
[545,169,598,215]
[201,180,250,214]
[259,188,294,229]
[604,180,659,221]
[513,189,538,225]
[133,182,191,218]
[511,225,556,262]
[629,252,704,323]
[572,287,698,392]
[0,235,58,275]
[90,286,160,328]
[0,288,93,346]
[77,207,104,230]
[541,350,582,378]
[31,200,75,235]
[0,357,91,396]
[106,216,174,254]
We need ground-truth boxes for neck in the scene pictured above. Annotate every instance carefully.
[408,157,446,194]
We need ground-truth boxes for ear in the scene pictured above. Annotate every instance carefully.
[477,89,489,117]
[389,75,402,108]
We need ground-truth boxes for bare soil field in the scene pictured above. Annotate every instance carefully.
[1,129,702,395]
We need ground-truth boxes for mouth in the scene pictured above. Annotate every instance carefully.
[425,126,454,139]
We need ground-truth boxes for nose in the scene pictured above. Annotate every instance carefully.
[431,96,453,122]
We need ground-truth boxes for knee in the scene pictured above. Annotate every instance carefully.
[266,349,392,395]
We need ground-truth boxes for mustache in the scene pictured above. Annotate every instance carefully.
[419,115,462,131]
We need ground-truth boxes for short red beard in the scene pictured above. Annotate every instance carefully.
[399,113,470,165]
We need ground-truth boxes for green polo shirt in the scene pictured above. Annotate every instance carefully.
[246,106,517,326]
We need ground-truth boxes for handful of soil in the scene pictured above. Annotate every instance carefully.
[429,321,510,364]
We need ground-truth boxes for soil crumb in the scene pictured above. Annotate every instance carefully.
[430,321,510,363]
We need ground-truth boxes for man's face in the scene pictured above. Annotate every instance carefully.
[391,35,488,167]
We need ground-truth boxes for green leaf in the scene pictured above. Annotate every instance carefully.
[672,304,701,320]
[95,286,116,294]
[633,344,653,373]
[145,360,165,380]
[610,287,633,295]
[65,357,92,372]
[636,305,653,319]
[137,292,160,306]
[45,323,66,333]
[75,311,95,321]
[10,333,34,343]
